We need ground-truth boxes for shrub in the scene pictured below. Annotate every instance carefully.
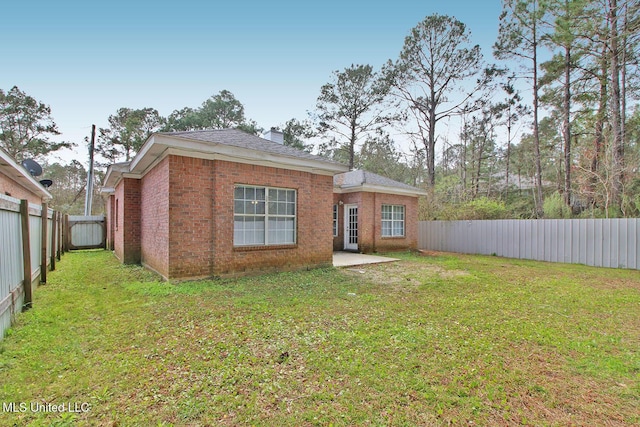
[457,197,508,220]
[421,195,509,220]
[543,192,571,219]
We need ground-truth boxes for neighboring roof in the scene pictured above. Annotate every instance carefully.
[103,129,349,190]
[334,170,427,197]
[0,148,52,201]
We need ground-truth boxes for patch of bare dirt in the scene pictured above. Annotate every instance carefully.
[342,260,469,291]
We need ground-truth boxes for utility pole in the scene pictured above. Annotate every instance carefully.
[84,124,96,216]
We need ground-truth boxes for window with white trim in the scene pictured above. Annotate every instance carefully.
[381,205,405,237]
[234,185,296,246]
[332,204,338,237]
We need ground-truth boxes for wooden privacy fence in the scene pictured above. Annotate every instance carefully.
[418,218,640,270]
[0,194,67,340]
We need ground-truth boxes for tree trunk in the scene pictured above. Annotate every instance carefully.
[505,104,512,201]
[621,1,628,146]
[426,96,437,187]
[562,43,572,208]
[590,48,608,208]
[609,0,624,209]
[461,114,469,193]
[532,6,544,217]
[473,145,483,199]
[347,119,357,170]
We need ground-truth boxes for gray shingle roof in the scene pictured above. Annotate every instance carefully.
[160,129,343,166]
[334,169,424,193]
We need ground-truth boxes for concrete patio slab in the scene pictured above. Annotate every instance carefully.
[333,251,400,267]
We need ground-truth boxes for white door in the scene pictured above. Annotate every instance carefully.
[344,204,358,251]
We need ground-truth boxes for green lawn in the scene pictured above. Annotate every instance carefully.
[0,250,638,426]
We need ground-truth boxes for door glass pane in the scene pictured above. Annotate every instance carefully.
[349,207,358,244]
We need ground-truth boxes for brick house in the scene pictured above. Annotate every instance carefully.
[333,170,426,254]
[102,129,425,280]
[0,148,52,204]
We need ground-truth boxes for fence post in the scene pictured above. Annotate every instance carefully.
[40,202,48,283]
[50,210,57,271]
[20,200,32,311]
[61,214,66,253]
[63,214,70,253]
[56,211,62,261]
[102,215,107,249]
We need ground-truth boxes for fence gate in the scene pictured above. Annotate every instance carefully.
[68,215,105,250]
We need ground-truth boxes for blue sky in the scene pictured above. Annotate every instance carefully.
[1,0,502,164]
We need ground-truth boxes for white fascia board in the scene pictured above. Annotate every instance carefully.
[103,162,131,189]
[130,134,349,177]
[100,187,116,195]
[0,150,52,201]
[101,172,142,193]
[102,171,122,191]
[103,167,117,188]
[157,147,346,177]
[122,172,142,179]
[334,183,427,197]
[129,134,163,172]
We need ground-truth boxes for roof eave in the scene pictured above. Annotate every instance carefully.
[0,150,53,201]
[334,183,427,197]
[129,133,349,177]
[100,187,115,196]
[102,162,131,190]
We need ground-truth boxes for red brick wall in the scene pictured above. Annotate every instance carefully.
[140,157,170,278]
[333,192,419,253]
[166,155,214,279]
[113,155,335,280]
[155,158,333,280]
[209,160,334,277]
[105,195,115,250]
[113,182,124,261]
[0,172,42,204]
[114,178,141,264]
[371,193,419,252]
